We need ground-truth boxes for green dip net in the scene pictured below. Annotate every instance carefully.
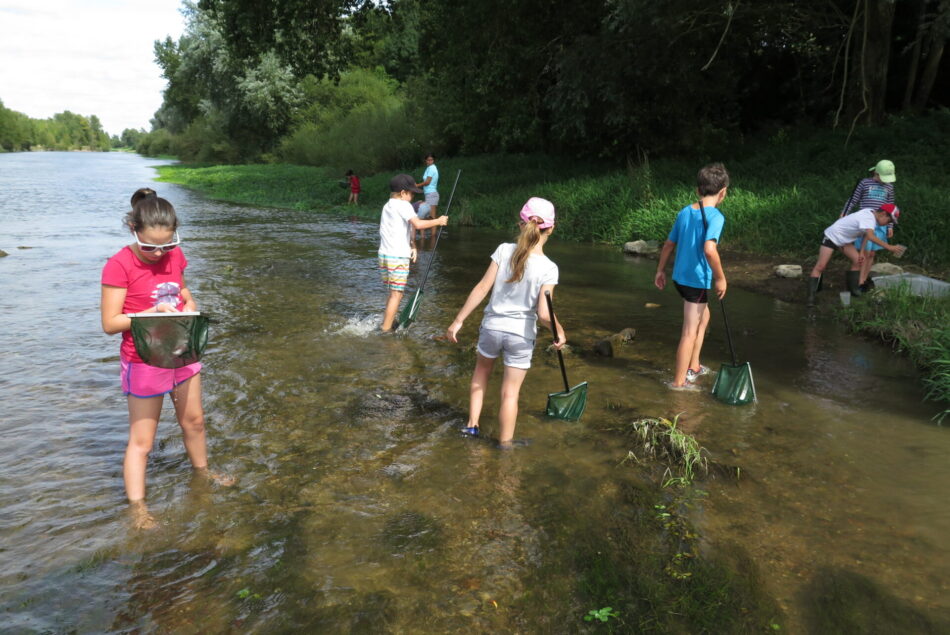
[129,312,209,369]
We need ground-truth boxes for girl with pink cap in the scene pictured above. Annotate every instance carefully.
[446,197,566,447]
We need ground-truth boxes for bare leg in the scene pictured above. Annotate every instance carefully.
[172,373,207,469]
[688,304,711,372]
[467,353,496,430]
[859,250,876,284]
[840,244,862,270]
[381,289,403,331]
[427,205,439,245]
[810,245,836,278]
[498,365,529,444]
[173,374,234,486]
[125,395,163,502]
[674,301,707,386]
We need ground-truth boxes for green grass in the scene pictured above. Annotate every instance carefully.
[844,283,950,421]
[155,111,950,272]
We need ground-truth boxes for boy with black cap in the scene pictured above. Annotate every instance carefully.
[807,205,906,305]
[379,173,448,332]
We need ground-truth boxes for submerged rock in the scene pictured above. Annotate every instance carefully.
[594,328,637,357]
[774,264,802,278]
[0,250,8,258]
[593,339,614,357]
[623,240,659,255]
[381,510,444,552]
[870,262,903,276]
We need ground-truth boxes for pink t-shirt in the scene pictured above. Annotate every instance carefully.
[101,245,188,363]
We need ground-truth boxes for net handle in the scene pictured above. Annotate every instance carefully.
[698,202,738,366]
[417,169,462,292]
[544,290,571,392]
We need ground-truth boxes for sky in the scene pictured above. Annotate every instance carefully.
[0,0,186,136]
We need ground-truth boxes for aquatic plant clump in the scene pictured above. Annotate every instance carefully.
[621,416,710,487]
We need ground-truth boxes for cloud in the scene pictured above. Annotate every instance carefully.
[0,0,186,135]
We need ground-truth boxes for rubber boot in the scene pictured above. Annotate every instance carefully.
[846,270,862,297]
[860,276,875,293]
[806,276,821,306]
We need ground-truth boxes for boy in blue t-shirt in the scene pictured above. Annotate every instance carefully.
[654,163,729,390]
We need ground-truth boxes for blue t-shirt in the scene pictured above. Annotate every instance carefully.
[668,204,725,289]
[423,164,439,194]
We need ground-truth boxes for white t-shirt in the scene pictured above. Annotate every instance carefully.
[378,199,416,257]
[481,243,559,339]
[824,208,878,246]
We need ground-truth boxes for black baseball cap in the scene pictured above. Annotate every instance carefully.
[389,173,422,193]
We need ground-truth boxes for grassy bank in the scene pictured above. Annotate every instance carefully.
[156,111,950,271]
[845,285,950,420]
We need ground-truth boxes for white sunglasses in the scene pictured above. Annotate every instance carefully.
[134,230,180,253]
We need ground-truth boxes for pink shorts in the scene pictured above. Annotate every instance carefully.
[120,358,202,398]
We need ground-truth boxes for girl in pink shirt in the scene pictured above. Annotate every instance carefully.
[101,189,230,528]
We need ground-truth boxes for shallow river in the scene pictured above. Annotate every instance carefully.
[1,152,948,632]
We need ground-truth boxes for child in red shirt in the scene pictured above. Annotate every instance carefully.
[346,169,361,205]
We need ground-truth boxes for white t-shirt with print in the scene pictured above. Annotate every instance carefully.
[378,198,416,258]
[481,243,559,339]
[824,208,878,247]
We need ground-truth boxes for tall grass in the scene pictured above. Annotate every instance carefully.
[845,283,950,421]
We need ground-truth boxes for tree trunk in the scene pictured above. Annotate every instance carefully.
[914,31,946,110]
[902,0,928,111]
[864,0,896,124]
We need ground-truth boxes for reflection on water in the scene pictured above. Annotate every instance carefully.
[1,152,948,631]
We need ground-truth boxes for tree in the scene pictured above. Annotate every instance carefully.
[197,0,356,77]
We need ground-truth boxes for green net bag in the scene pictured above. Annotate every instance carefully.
[545,382,589,421]
[711,362,757,406]
[129,312,210,369]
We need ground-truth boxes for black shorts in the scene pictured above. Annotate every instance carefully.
[674,282,709,304]
[820,235,839,250]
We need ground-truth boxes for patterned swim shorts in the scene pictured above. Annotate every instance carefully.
[378,254,411,291]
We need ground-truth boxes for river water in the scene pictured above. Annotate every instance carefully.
[1,152,948,632]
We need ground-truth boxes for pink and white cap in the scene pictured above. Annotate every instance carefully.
[519,197,556,229]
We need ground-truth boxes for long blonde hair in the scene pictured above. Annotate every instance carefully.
[507,218,544,283]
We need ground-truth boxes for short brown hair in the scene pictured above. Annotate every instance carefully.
[697,163,729,196]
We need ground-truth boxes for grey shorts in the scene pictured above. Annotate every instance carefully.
[476,327,535,369]
[424,191,440,207]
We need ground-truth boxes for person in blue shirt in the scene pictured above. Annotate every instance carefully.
[654,163,729,390]
[415,153,440,219]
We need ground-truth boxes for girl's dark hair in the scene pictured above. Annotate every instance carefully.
[697,163,729,196]
[346,170,354,176]
[425,152,436,160]
[125,196,178,232]
[130,187,156,207]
